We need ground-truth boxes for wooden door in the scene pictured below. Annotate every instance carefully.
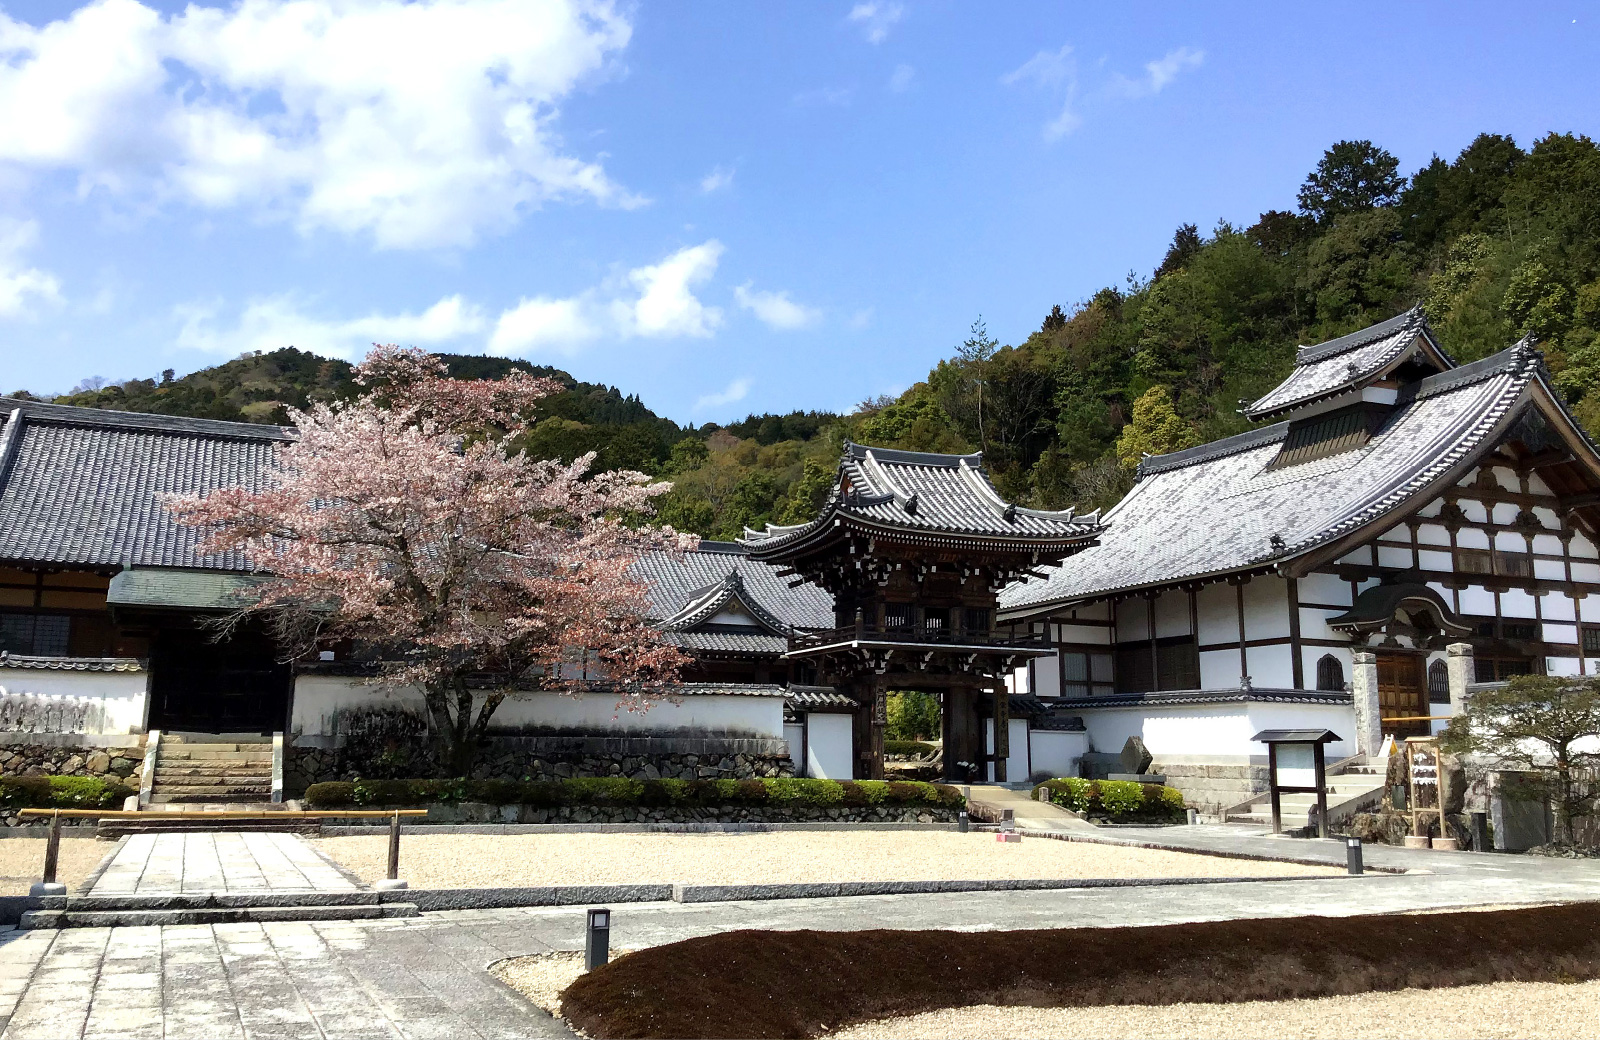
[1376,652,1429,739]
[150,627,290,735]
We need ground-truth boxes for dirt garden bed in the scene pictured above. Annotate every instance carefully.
[541,903,1600,1039]
[0,838,108,895]
[314,830,1339,888]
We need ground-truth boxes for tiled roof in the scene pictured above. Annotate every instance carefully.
[660,630,790,655]
[0,654,145,672]
[784,685,857,710]
[740,442,1102,553]
[632,541,833,631]
[1243,307,1449,421]
[0,398,290,571]
[1002,342,1547,613]
[1050,688,1355,709]
[669,683,787,698]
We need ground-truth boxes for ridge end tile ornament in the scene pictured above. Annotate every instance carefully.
[740,442,1102,782]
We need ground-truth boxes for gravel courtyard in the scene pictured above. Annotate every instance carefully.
[0,837,109,895]
[315,831,1340,888]
[828,980,1600,1039]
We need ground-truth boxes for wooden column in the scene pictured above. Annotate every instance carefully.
[992,682,1009,783]
[869,677,887,781]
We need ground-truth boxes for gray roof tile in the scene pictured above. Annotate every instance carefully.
[741,442,1101,553]
[1244,307,1446,420]
[632,541,834,631]
[1002,343,1546,613]
[0,399,290,571]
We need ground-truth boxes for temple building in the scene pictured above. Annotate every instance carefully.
[998,308,1600,811]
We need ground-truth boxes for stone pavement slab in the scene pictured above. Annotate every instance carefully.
[89,833,360,896]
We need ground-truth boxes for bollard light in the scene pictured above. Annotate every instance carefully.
[1001,808,1015,833]
[957,811,969,833]
[1346,836,1364,875]
[585,907,611,971]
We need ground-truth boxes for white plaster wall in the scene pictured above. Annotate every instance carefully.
[1298,572,1352,606]
[1416,522,1451,546]
[1573,532,1599,559]
[1030,656,1060,697]
[1457,526,1490,549]
[1544,622,1579,645]
[1458,586,1496,615]
[1501,588,1538,619]
[783,722,805,769]
[1055,624,1111,645]
[1196,583,1236,645]
[1242,577,1291,640]
[1153,590,1191,638]
[1246,642,1295,688]
[1029,730,1088,779]
[1417,549,1453,571]
[1199,649,1240,690]
[292,676,785,740]
[806,713,853,779]
[1544,595,1576,622]
[0,667,149,734]
[1080,701,1355,761]
[1298,606,1342,643]
[1377,546,1412,569]
[984,718,1031,782]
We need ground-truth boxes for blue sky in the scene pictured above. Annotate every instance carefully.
[0,1,1596,425]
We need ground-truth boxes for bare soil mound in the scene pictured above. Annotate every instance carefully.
[560,903,1600,1039]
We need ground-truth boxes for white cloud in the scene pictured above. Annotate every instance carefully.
[489,295,599,355]
[889,64,915,93]
[1111,46,1204,97]
[1002,44,1074,89]
[175,293,485,358]
[0,0,639,249]
[693,377,751,413]
[700,166,734,193]
[846,307,873,330]
[0,219,61,318]
[734,282,821,330]
[1004,43,1200,142]
[616,240,724,338]
[847,2,903,44]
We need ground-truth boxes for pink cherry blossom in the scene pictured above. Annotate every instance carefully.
[168,345,697,772]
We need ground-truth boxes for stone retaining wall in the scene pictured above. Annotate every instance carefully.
[286,745,794,796]
[0,743,143,783]
[395,802,958,825]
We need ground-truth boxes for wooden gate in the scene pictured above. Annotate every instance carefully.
[1376,652,1429,739]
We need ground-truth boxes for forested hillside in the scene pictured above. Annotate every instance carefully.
[26,131,1600,540]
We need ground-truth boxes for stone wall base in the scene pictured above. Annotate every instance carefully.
[287,745,794,795]
[0,742,143,783]
[406,802,957,825]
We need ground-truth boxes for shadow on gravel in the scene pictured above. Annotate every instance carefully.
[561,902,1600,1039]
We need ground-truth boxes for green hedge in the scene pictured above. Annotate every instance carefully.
[883,740,937,758]
[304,777,966,812]
[1033,778,1186,822]
[0,775,135,810]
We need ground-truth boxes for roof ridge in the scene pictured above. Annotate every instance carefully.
[1293,305,1423,364]
[1136,421,1291,478]
[0,397,296,442]
[844,440,983,468]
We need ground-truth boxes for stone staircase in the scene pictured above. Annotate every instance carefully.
[1225,757,1387,831]
[146,733,275,807]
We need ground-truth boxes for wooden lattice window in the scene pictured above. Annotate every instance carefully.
[1316,654,1345,692]
[1428,659,1450,704]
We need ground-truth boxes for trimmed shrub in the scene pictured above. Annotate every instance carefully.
[1033,778,1186,822]
[0,775,134,810]
[302,776,965,813]
[884,740,937,758]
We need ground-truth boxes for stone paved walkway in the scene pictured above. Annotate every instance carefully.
[90,834,359,896]
[0,917,568,1039]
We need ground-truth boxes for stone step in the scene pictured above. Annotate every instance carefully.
[149,786,273,802]
[21,903,417,929]
[37,892,394,911]
[152,773,272,786]
[157,749,272,761]
[96,818,317,837]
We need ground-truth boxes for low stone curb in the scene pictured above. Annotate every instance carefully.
[665,873,1366,904]
[406,884,674,911]
[322,821,961,836]
[1008,826,1410,874]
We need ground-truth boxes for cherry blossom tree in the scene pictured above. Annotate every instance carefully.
[168,346,695,773]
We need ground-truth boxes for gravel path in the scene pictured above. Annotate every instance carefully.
[829,981,1600,1039]
[316,831,1338,888]
[0,837,110,895]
